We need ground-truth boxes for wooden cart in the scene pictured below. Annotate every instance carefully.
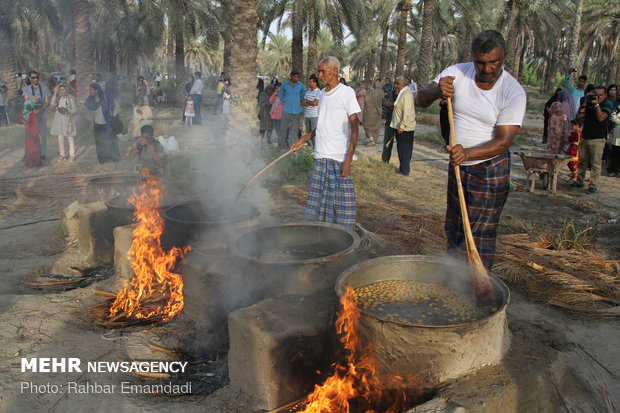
[514,152,572,194]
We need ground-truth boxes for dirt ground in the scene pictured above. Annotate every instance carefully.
[0,103,618,413]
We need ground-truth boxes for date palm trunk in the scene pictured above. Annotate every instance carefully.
[417,0,435,85]
[306,0,318,80]
[568,0,583,69]
[0,2,18,99]
[395,0,411,77]
[606,22,619,85]
[74,0,92,104]
[228,0,258,146]
[504,0,522,75]
[379,23,389,80]
[291,0,304,74]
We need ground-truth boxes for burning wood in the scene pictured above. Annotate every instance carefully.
[107,170,190,323]
[295,286,423,413]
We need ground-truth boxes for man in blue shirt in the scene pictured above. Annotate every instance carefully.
[278,69,305,149]
[566,70,586,113]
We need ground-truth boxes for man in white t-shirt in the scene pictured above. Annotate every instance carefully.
[301,74,320,148]
[291,56,360,228]
[189,71,203,124]
[416,30,526,270]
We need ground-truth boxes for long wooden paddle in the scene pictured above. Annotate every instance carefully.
[446,98,495,304]
[236,150,293,201]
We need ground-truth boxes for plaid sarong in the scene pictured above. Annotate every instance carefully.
[305,158,356,228]
[445,151,510,269]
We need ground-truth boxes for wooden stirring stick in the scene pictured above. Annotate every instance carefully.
[236,150,294,201]
[446,97,495,304]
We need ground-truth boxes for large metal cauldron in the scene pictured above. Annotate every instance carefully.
[83,173,143,203]
[163,200,260,250]
[105,193,184,228]
[336,255,510,387]
[229,222,360,296]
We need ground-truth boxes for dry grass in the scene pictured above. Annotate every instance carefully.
[416,113,440,127]
[494,233,620,317]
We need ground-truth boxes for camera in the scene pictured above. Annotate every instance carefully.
[586,94,598,106]
[570,68,578,73]
[136,143,144,151]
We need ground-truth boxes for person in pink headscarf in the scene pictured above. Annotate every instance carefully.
[558,89,576,127]
[546,101,568,154]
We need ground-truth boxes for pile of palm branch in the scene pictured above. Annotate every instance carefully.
[493,233,620,317]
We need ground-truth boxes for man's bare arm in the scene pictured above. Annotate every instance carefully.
[415,77,455,108]
[342,114,359,177]
[447,125,520,166]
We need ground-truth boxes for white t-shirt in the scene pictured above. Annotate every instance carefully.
[314,84,361,163]
[304,88,320,118]
[434,62,526,165]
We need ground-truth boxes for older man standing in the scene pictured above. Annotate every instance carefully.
[291,57,360,228]
[279,69,305,149]
[391,76,416,176]
[416,30,526,270]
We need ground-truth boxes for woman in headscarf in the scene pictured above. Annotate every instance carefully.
[50,83,78,160]
[85,82,120,163]
[258,84,274,143]
[546,101,568,155]
[355,81,366,123]
[14,100,42,167]
[558,89,576,127]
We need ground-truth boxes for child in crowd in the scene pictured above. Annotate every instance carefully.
[184,95,194,125]
[564,119,582,181]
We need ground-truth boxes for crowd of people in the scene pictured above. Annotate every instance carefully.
[543,72,620,192]
[5,28,618,274]
[257,70,420,178]
[5,69,169,173]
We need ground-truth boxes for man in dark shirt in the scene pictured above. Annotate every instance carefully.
[573,86,613,193]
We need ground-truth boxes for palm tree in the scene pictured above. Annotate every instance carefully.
[262,34,292,77]
[417,0,435,85]
[395,0,412,77]
[568,0,583,69]
[0,0,18,98]
[73,0,91,103]
[228,0,258,129]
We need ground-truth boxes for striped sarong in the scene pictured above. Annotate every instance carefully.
[305,158,356,228]
[445,151,510,269]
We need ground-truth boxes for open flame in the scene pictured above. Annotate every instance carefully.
[299,286,422,413]
[108,171,190,322]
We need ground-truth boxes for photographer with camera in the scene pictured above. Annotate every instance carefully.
[566,69,586,113]
[23,70,50,161]
[129,125,163,176]
[572,86,613,193]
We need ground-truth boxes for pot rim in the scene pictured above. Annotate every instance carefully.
[85,172,143,185]
[229,221,361,266]
[163,200,261,226]
[335,255,510,329]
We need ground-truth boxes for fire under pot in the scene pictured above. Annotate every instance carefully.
[335,255,510,388]
[229,222,361,297]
